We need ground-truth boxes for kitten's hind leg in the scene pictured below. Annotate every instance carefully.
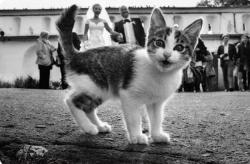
[121,96,148,144]
[146,102,170,144]
[87,110,112,133]
[65,91,99,135]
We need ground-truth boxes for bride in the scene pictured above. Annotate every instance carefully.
[82,3,121,50]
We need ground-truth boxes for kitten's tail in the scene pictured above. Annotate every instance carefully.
[56,4,78,58]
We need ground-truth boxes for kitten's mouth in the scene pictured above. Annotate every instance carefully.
[160,59,172,66]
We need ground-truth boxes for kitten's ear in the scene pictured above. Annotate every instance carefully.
[150,8,166,28]
[183,19,203,49]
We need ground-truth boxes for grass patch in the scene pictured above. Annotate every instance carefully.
[14,76,39,89]
[0,80,13,88]
[0,76,60,89]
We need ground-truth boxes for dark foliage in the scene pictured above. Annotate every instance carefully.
[197,0,250,7]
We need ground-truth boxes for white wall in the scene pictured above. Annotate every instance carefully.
[0,10,249,37]
[0,39,60,82]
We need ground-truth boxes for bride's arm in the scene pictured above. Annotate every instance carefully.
[103,20,122,41]
[103,21,119,36]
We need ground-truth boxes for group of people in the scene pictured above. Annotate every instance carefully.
[218,34,250,91]
[180,33,250,92]
[35,3,250,92]
[35,4,146,89]
[180,38,216,92]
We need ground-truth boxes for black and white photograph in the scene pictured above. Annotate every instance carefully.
[0,0,250,163]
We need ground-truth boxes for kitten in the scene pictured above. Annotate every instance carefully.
[56,5,202,144]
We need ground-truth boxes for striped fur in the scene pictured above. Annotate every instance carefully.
[56,5,202,144]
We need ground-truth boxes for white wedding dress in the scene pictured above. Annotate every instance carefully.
[82,4,113,50]
[83,20,106,49]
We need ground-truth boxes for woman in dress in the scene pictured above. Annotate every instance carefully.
[82,3,121,49]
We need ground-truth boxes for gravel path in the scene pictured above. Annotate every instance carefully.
[0,88,250,163]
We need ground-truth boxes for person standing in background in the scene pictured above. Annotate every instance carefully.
[113,5,146,47]
[193,38,208,92]
[56,32,81,89]
[204,51,216,91]
[234,39,241,91]
[217,34,237,91]
[237,34,250,91]
[36,31,56,89]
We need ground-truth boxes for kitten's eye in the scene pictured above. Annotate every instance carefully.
[154,39,165,48]
[174,44,185,52]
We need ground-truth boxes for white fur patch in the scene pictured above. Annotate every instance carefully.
[66,72,110,100]
[168,30,176,48]
[124,49,183,104]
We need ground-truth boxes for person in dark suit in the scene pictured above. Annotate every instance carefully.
[113,5,146,47]
[217,34,237,91]
[56,32,81,89]
[237,34,250,91]
[193,38,208,92]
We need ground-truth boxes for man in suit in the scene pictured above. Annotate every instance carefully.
[237,34,250,91]
[217,34,237,91]
[57,32,81,89]
[113,5,146,47]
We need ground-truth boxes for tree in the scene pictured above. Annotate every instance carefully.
[197,0,215,7]
[196,0,250,7]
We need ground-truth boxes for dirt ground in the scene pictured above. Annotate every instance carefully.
[0,88,250,164]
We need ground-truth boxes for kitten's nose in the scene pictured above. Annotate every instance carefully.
[163,52,171,59]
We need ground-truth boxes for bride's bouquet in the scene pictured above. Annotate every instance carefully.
[81,41,91,50]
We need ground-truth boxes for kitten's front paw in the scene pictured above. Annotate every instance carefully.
[129,134,148,145]
[81,124,99,135]
[98,122,112,133]
[151,132,170,144]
